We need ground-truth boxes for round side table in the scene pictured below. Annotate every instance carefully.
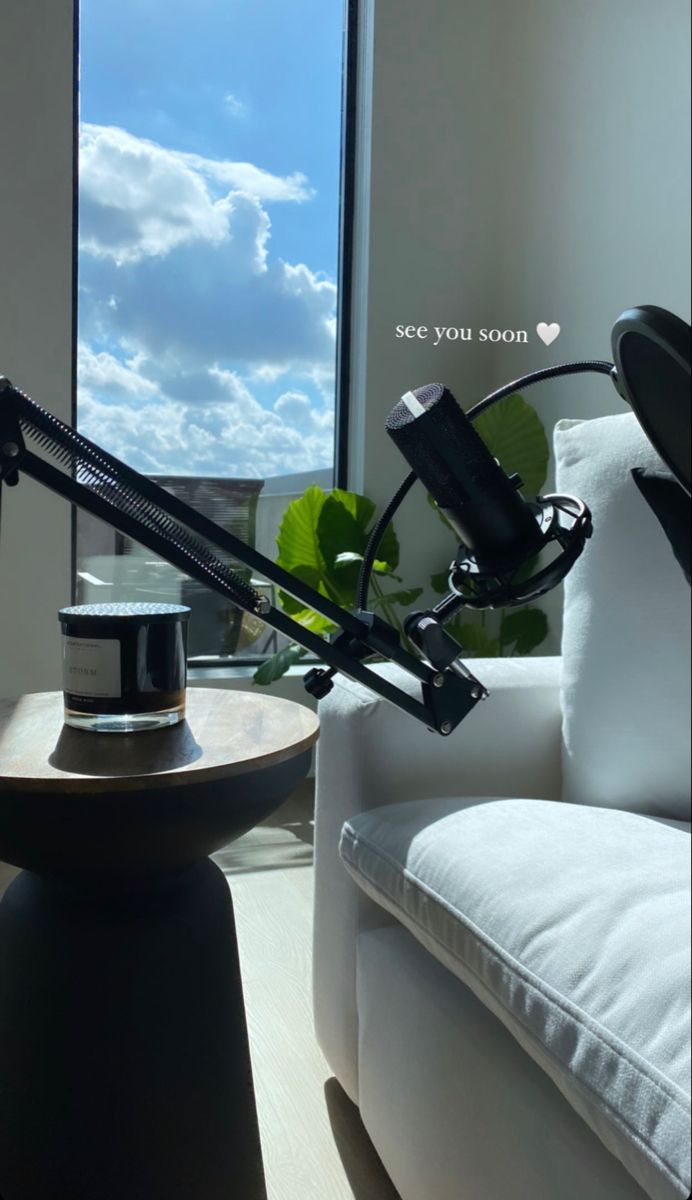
[0,688,319,1200]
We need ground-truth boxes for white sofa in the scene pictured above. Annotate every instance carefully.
[313,413,691,1200]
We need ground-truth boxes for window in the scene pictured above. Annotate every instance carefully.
[75,0,348,661]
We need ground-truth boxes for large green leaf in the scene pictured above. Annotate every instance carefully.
[276,485,328,577]
[334,551,365,568]
[331,487,401,569]
[253,643,309,686]
[328,488,376,531]
[431,569,451,594]
[473,393,549,495]
[317,493,369,573]
[318,491,400,578]
[334,551,401,580]
[499,608,549,654]
[277,561,333,616]
[373,520,400,572]
[280,607,337,637]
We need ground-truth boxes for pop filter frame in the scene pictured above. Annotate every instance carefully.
[612,305,691,496]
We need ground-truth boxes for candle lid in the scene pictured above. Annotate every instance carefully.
[59,602,191,624]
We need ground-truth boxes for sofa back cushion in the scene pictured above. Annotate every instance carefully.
[555,413,691,820]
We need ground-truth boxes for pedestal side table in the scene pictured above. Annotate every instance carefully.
[0,688,319,1200]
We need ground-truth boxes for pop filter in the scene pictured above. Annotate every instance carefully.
[612,306,691,496]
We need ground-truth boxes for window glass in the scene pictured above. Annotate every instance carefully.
[76,0,344,660]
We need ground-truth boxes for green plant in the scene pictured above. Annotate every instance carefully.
[253,392,551,683]
[253,486,421,684]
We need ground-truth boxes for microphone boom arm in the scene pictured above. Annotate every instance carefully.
[0,378,486,736]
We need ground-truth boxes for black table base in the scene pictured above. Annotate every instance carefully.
[0,858,267,1199]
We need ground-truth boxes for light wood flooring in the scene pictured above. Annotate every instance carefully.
[0,781,400,1200]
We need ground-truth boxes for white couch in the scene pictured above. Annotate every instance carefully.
[313,413,691,1200]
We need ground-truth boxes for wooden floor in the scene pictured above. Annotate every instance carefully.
[0,782,400,1200]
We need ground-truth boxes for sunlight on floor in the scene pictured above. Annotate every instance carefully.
[214,779,401,1200]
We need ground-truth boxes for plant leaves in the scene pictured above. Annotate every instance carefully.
[328,488,376,532]
[373,521,400,572]
[499,608,549,655]
[253,643,309,686]
[316,496,401,606]
[334,551,401,583]
[317,493,369,572]
[276,485,328,579]
[328,489,400,570]
[473,393,549,495]
[272,483,407,639]
[318,491,400,578]
[371,586,423,610]
[430,570,451,594]
[277,561,333,615]
[446,620,502,657]
[281,607,337,636]
[334,551,364,567]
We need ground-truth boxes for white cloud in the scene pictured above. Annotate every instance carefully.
[79,387,334,480]
[77,344,161,399]
[79,125,335,373]
[77,124,336,477]
[305,364,337,403]
[79,125,312,267]
[224,93,246,118]
[274,390,334,435]
[80,189,336,372]
[249,363,291,385]
[181,152,312,203]
[78,347,334,479]
[79,388,194,475]
[79,125,231,265]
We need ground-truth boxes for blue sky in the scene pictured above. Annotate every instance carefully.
[77,0,343,480]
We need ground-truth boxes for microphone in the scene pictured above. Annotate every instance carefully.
[386,383,544,572]
[384,382,592,611]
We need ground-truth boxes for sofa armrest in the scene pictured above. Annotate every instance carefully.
[313,656,563,1102]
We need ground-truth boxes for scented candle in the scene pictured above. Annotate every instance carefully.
[59,602,190,732]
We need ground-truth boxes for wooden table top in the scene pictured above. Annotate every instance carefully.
[0,689,319,795]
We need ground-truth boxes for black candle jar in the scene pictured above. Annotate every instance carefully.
[59,603,191,733]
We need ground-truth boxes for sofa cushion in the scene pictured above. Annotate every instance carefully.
[340,795,691,1200]
[554,413,691,820]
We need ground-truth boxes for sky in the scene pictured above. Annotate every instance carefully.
[77,0,343,480]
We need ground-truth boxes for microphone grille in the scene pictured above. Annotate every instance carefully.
[385,383,446,433]
[387,383,496,510]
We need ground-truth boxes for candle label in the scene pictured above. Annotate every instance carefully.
[62,636,122,699]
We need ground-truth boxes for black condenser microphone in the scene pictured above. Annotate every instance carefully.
[385,383,545,573]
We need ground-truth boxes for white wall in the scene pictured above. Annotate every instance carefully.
[351,0,691,649]
[0,0,75,698]
[487,0,692,430]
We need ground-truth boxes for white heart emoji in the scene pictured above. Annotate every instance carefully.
[537,322,561,347]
